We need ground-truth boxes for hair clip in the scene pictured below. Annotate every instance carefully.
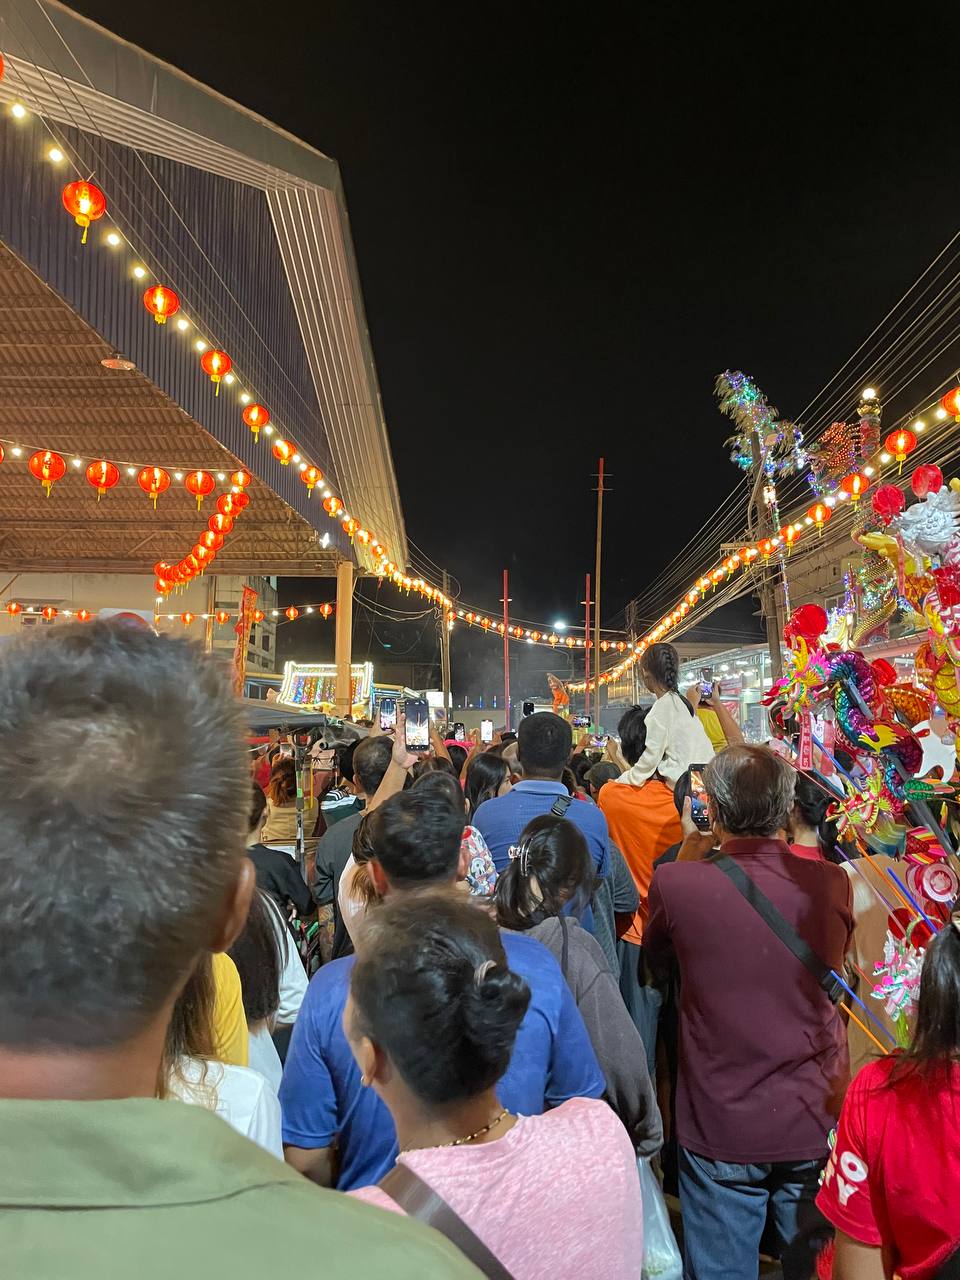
[474,959,496,987]
[507,844,521,860]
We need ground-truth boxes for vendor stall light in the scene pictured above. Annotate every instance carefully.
[105,231,121,247]
[194,339,207,352]
[10,102,27,119]
[47,147,64,164]
[176,317,189,331]
[132,265,146,279]
[880,451,891,464]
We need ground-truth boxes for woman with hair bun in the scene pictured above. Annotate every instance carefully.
[347,890,644,1279]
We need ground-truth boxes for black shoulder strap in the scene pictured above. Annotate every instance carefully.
[380,1164,516,1280]
[711,855,843,1005]
[550,793,574,818]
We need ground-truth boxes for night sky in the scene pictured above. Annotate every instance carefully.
[65,4,960,698]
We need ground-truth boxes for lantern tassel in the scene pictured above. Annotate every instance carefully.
[196,495,202,512]
[151,493,158,509]
[80,225,88,245]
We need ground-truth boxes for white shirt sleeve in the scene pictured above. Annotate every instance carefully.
[617,697,670,786]
[264,893,308,1025]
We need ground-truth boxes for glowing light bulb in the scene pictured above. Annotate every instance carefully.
[176,317,189,331]
[11,446,22,457]
[263,424,274,436]
[10,103,27,120]
[915,420,926,433]
[224,373,235,385]
[240,392,251,404]
[292,453,301,464]
[862,387,877,400]
[880,452,891,464]
[71,457,82,469]
[937,407,948,420]
[194,339,207,352]
[132,265,146,279]
[217,472,226,482]
[106,231,121,247]
[126,466,136,476]
[48,146,65,164]
[864,465,875,476]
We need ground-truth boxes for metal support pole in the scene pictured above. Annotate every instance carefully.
[203,575,216,652]
[334,559,354,718]
[593,458,605,721]
[502,569,511,731]
[583,573,592,724]
[441,568,452,727]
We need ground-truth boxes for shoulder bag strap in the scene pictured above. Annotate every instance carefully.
[550,793,574,818]
[711,855,843,1004]
[379,1164,516,1280]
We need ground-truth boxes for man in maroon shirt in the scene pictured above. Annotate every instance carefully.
[645,746,852,1280]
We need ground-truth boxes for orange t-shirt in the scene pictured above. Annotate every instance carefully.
[599,779,682,944]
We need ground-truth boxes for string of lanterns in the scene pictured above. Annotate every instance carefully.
[2,598,339,626]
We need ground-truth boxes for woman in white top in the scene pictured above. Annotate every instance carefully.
[616,642,714,786]
[161,952,282,1157]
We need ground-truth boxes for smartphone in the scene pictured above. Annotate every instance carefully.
[572,714,592,729]
[378,697,397,732]
[404,698,430,751]
[522,700,535,718]
[688,768,711,831]
[591,734,607,748]
[480,718,494,744]
[453,722,466,743]
[699,682,713,700]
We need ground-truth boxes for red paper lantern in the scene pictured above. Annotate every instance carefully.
[356,527,371,546]
[200,529,224,552]
[76,609,92,623]
[807,502,832,534]
[272,438,293,465]
[208,512,234,536]
[84,458,120,500]
[252,609,265,624]
[243,403,270,440]
[320,603,333,619]
[323,495,343,518]
[215,609,231,625]
[301,465,322,494]
[180,611,195,626]
[941,387,960,421]
[143,284,180,325]
[285,606,299,621]
[912,464,943,498]
[228,490,249,512]
[28,449,66,497]
[199,349,231,394]
[0,444,4,465]
[230,469,251,490]
[6,601,22,616]
[42,606,58,621]
[216,493,244,519]
[184,469,215,510]
[871,484,906,526]
[342,516,358,540]
[154,577,172,595]
[193,544,214,567]
[840,472,870,503]
[61,180,106,244]
[884,428,917,473]
[137,466,170,509]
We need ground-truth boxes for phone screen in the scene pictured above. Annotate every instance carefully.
[688,769,711,830]
[378,698,397,732]
[699,682,713,700]
[573,715,592,729]
[522,700,535,718]
[591,734,607,748]
[453,722,466,742]
[481,718,494,744]
[404,699,430,750]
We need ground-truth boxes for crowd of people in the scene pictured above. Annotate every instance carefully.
[3,621,960,1279]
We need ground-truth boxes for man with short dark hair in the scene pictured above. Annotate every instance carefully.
[472,712,611,875]
[0,623,478,1279]
[645,745,853,1280]
[320,741,362,827]
[313,734,394,911]
[281,786,606,1190]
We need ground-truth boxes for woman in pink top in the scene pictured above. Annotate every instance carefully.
[345,891,643,1279]
[787,773,841,863]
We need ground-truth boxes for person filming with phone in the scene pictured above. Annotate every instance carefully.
[644,745,853,1280]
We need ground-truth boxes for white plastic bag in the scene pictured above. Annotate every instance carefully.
[638,1158,683,1280]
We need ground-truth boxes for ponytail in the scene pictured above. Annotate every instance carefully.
[641,642,694,716]
[494,814,595,931]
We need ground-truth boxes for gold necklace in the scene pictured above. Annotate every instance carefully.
[401,1109,509,1154]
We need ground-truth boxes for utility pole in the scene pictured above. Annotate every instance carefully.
[626,597,642,705]
[583,573,592,724]
[593,458,605,723]
[501,569,511,731]
[440,568,452,726]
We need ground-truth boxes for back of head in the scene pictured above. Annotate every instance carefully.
[895,921,960,1080]
[0,622,248,1049]
[351,734,394,796]
[446,743,468,778]
[410,755,457,784]
[333,740,358,784]
[495,814,595,930]
[641,641,681,692]
[351,889,531,1105]
[266,758,296,805]
[228,889,281,1024]
[366,787,464,887]
[411,767,466,815]
[618,705,649,767]
[586,762,619,794]
[517,712,573,779]
[704,745,795,837]
[248,782,268,834]
[465,751,510,815]
[792,772,841,861]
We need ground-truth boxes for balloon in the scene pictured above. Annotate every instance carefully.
[911,464,943,499]
[871,484,906,525]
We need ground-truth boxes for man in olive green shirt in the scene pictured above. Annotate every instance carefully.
[0,623,477,1279]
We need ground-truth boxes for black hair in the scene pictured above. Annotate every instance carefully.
[351,735,394,796]
[446,743,468,778]
[411,767,467,817]
[495,814,595,930]
[333,741,358,784]
[410,755,457,784]
[0,622,249,1050]
[641,643,694,716]
[571,753,595,789]
[517,712,573,778]
[227,889,282,1024]
[891,923,960,1082]
[561,766,577,796]
[350,889,531,1106]
[249,783,267,832]
[618,705,649,767]
[365,788,465,887]
[791,773,842,863]
[465,751,511,816]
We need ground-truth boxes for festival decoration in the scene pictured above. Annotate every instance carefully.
[243,403,269,441]
[230,470,251,490]
[272,439,293,465]
[252,609,265,623]
[912,464,943,499]
[285,606,299,621]
[871,484,905,526]
[84,458,120,500]
[41,606,57,621]
[199,349,231,393]
[807,501,831,534]
[323,495,343,518]
[137,466,171,509]
[184,469,215,510]
[872,929,924,1046]
[180,612,195,626]
[61,180,106,243]
[142,285,180,325]
[715,371,806,477]
[808,411,880,495]
[884,428,917,473]
[215,610,230,625]
[208,512,233,536]
[840,471,870,504]
[301,465,322,494]
[6,602,21,616]
[28,449,65,497]
[940,386,960,421]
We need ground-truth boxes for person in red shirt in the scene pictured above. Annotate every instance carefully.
[817,918,960,1280]
[788,773,842,864]
[645,745,853,1280]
